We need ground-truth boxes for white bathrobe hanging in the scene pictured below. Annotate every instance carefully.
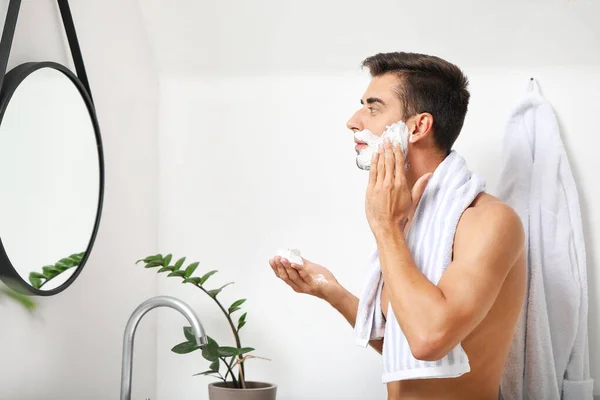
[497,79,593,400]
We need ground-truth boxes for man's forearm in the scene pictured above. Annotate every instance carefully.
[375,227,446,349]
[326,285,383,354]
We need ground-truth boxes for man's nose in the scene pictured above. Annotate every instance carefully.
[346,111,363,132]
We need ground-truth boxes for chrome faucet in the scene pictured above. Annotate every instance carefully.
[120,296,208,400]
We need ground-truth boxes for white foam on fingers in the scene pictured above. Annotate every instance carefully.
[275,248,304,266]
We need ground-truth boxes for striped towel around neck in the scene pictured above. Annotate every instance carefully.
[354,150,486,382]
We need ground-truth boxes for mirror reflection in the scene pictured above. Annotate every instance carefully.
[0,67,100,291]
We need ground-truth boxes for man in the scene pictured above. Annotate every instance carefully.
[269,52,526,400]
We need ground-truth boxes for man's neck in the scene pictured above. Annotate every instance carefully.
[405,149,447,189]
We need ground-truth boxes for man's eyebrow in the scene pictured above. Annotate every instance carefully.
[360,97,387,106]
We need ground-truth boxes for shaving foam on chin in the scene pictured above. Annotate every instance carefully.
[354,121,409,171]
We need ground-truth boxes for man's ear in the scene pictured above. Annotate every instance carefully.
[408,113,434,143]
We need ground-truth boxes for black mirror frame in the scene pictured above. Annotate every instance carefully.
[0,0,105,296]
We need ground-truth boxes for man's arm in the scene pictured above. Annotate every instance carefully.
[326,285,384,354]
[374,201,525,361]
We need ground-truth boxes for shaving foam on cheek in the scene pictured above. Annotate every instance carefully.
[354,120,410,171]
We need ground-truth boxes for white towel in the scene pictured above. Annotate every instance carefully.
[355,150,486,382]
[498,79,593,400]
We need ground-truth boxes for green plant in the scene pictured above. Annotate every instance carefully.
[137,254,268,389]
[0,251,85,311]
[28,252,85,289]
[0,282,36,311]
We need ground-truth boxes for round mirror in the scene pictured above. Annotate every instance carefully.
[0,62,104,295]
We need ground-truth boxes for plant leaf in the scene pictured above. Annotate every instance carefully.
[199,270,218,285]
[54,263,70,272]
[163,254,173,266]
[42,266,59,278]
[136,254,162,264]
[58,257,77,267]
[238,347,254,355]
[171,341,200,354]
[218,346,240,357]
[207,282,233,298]
[167,270,186,278]
[71,252,85,262]
[193,370,218,377]
[201,336,220,361]
[173,257,186,271]
[29,276,42,289]
[183,277,202,284]
[237,312,247,331]
[183,326,196,342]
[145,261,163,268]
[228,298,246,313]
[55,261,70,269]
[184,262,200,278]
[209,359,220,372]
[229,299,246,310]
[0,285,36,311]
[29,272,46,280]
[157,267,172,273]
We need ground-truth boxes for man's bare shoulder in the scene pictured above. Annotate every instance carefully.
[455,193,525,264]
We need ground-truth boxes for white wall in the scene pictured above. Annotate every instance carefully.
[0,1,159,399]
[1,1,590,399]
[139,0,600,399]
[140,0,600,75]
[155,70,600,399]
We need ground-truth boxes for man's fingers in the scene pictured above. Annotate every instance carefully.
[284,265,304,288]
[276,259,289,280]
[280,258,303,286]
[369,151,379,187]
[376,143,385,185]
[275,258,301,291]
[269,259,283,278]
[284,259,311,286]
[291,263,314,284]
[269,259,277,274]
[383,139,395,185]
[270,257,286,278]
[393,142,405,181]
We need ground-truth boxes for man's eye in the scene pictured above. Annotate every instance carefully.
[369,107,378,114]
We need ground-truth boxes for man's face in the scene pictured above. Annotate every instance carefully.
[346,74,405,154]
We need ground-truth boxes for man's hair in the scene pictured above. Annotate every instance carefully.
[362,52,470,154]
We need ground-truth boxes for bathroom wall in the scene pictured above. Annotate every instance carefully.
[140,0,600,399]
[0,1,159,399]
[155,71,600,400]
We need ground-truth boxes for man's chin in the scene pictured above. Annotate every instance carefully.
[356,157,371,171]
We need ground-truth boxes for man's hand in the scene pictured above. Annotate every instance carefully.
[269,256,338,301]
[365,138,432,234]
[269,255,384,353]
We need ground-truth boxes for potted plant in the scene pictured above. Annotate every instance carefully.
[137,254,277,400]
